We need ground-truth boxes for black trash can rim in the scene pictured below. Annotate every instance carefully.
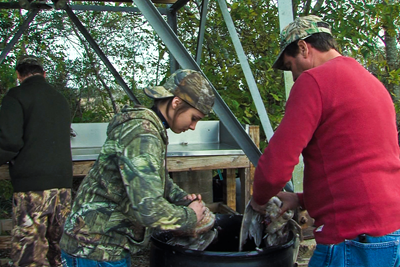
[151,217,296,258]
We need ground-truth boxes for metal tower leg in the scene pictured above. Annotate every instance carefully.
[133,0,262,166]
[0,9,38,65]
[217,0,275,142]
[195,0,209,66]
[65,5,140,105]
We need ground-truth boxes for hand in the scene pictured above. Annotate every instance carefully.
[276,191,300,214]
[175,194,203,210]
[184,193,202,202]
[250,197,268,215]
[188,199,206,223]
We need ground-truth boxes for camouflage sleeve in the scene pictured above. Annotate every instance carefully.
[164,173,189,204]
[116,119,197,232]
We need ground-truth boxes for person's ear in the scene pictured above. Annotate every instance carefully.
[171,97,182,110]
[298,40,308,57]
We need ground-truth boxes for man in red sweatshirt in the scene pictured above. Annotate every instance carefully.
[251,15,400,267]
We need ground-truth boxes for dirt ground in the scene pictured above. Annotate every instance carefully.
[130,248,151,267]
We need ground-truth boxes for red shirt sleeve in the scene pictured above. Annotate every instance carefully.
[252,73,322,205]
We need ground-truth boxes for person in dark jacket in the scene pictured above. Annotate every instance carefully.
[0,55,73,266]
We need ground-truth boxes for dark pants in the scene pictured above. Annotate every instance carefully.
[11,188,71,267]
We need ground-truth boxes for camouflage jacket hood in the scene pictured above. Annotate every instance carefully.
[60,106,197,261]
[106,105,168,142]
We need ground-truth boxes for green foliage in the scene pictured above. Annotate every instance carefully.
[0,180,13,219]
[0,180,13,200]
[179,0,284,135]
[0,4,168,122]
[0,57,17,101]
[0,0,399,143]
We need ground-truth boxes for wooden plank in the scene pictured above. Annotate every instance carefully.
[223,169,236,211]
[0,156,250,213]
[0,220,13,253]
[70,155,250,176]
[0,164,9,180]
[0,236,11,250]
[247,125,259,199]
[239,125,259,213]
[171,170,213,204]
[0,219,12,233]
[1,155,250,180]
[167,155,249,172]
[72,161,95,177]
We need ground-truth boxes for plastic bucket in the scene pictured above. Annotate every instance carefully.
[150,214,296,267]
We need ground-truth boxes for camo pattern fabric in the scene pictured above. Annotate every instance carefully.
[11,188,71,267]
[144,69,215,115]
[16,55,43,68]
[279,15,331,50]
[273,15,332,69]
[60,105,198,262]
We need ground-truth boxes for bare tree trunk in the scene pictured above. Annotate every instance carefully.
[385,31,400,98]
[382,1,400,123]
[93,67,119,114]
[70,23,119,114]
[312,0,325,14]
[303,0,312,15]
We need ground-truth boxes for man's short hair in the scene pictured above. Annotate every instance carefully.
[15,55,45,77]
[284,32,339,59]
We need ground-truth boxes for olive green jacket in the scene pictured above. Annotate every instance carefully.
[60,106,197,261]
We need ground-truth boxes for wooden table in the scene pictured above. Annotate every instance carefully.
[0,126,259,212]
[0,154,251,212]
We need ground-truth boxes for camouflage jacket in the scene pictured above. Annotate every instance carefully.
[60,106,197,261]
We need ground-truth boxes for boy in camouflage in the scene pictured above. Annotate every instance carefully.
[60,69,215,266]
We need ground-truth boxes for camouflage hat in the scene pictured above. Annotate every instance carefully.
[15,55,43,69]
[144,69,215,115]
[273,15,332,70]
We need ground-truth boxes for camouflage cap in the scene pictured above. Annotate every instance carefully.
[273,15,332,70]
[15,55,43,69]
[144,69,215,115]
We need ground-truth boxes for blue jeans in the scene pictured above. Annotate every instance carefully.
[61,250,131,267]
[309,229,400,267]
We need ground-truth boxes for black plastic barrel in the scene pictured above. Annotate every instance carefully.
[150,214,296,267]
